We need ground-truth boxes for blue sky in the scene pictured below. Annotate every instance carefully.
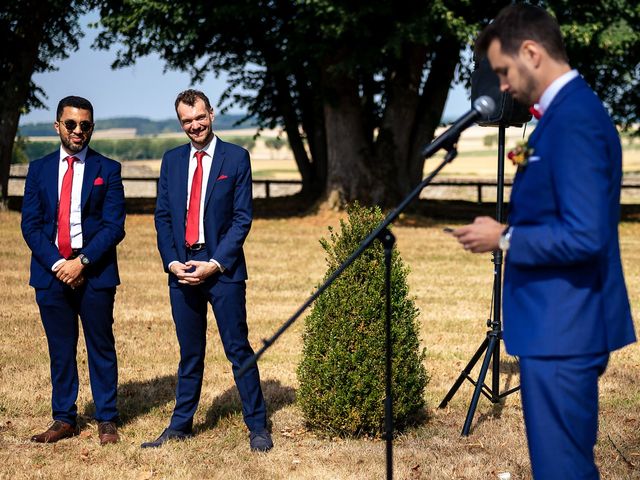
[20,14,471,125]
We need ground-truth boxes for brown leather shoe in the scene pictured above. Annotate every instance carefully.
[98,421,119,445]
[30,420,79,443]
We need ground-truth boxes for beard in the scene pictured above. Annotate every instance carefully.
[60,132,91,153]
[186,127,213,148]
[513,64,539,106]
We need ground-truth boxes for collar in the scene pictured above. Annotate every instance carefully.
[189,135,217,160]
[59,145,88,163]
[536,69,579,116]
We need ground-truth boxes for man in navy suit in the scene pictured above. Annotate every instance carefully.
[452,5,636,479]
[143,89,271,451]
[21,96,125,445]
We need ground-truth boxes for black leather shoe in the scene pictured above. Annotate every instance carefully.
[140,428,193,448]
[249,431,273,452]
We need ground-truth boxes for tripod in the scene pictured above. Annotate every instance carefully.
[438,124,520,436]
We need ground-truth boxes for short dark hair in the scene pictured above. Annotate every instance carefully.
[475,3,568,63]
[56,96,94,121]
[174,89,213,114]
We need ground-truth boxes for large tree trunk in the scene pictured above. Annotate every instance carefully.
[408,36,463,186]
[372,43,428,205]
[273,72,315,194]
[271,65,327,201]
[297,67,328,199]
[322,67,380,208]
[0,106,22,206]
[320,38,462,208]
[0,5,52,205]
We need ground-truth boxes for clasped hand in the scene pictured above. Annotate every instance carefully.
[53,258,85,289]
[170,260,219,285]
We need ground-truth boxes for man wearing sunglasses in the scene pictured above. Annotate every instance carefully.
[21,96,126,446]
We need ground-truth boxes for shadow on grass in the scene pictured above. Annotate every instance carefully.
[196,378,296,433]
[80,374,177,426]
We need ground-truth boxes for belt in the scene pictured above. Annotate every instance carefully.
[186,243,206,251]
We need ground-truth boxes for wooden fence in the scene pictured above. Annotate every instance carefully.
[8,174,640,205]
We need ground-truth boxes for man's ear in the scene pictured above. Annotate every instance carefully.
[520,40,543,68]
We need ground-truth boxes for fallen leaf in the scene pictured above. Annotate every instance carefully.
[136,470,154,480]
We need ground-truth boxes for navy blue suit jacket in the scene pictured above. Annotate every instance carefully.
[21,148,126,289]
[154,138,252,285]
[503,75,636,356]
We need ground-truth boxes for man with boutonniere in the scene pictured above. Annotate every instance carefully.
[450,4,635,479]
[21,96,126,446]
[143,89,271,452]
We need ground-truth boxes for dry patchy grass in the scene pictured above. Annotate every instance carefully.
[0,209,638,479]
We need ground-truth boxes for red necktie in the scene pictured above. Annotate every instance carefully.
[185,151,206,247]
[57,156,77,259]
[529,105,542,120]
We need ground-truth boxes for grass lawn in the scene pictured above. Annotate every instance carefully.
[0,208,638,479]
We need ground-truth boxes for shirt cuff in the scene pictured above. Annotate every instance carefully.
[209,259,225,272]
[52,258,66,271]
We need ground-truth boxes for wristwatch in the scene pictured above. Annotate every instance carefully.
[78,253,90,266]
[499,227,513,251]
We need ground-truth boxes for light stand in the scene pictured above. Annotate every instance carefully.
[437,124,520,436]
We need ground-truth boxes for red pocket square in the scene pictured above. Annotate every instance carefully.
[217,174,228,181]
[93,177,104,186]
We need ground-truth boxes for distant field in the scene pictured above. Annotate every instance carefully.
[12,126,640,203]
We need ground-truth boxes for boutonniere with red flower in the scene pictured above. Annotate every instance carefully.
[507,139,534,168]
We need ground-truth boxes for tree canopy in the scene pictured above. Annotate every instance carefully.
[4,1,638,207]
[94,0,638,206]
[0,0,91,203]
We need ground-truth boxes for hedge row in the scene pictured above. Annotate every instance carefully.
[14,136,258,163]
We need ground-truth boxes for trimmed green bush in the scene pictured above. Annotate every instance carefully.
[297,202,428,437]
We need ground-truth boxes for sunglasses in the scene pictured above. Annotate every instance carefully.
[60,120,94,133]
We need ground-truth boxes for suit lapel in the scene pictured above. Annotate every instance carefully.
[531,76,585,143]
[176,144,191,215]
[204,139,224,210]
[512,77,586,220]
[44,153,60,216]
[81,149,101,210]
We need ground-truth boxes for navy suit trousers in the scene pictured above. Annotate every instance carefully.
[519,353,609,480]
[35,281,118,425]
[167,249,266,433]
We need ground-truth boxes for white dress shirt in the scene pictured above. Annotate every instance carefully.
[536,69,579,116]
[187,136,217,244]
[168,136,224,272]
[52,146,88,270]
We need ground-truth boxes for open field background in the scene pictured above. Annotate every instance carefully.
[12,125,640,205]
[0,207,639,479]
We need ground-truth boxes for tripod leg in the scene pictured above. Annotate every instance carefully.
[439,337,489,409]
[491,332,501,402]
[461,334,499,436]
